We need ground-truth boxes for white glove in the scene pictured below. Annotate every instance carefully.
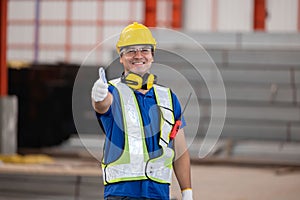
[182,189,193,200]
[91,68,108,102]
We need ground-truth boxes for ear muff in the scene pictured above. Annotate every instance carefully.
[145,73,156,90]
[121,72,157,90]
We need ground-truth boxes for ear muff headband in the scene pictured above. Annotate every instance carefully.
[122,73,143,90]
[121,72,157,90]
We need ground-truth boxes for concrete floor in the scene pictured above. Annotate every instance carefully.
[171,165,300,200]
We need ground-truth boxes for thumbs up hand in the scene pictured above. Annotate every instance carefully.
[91,68,108,102]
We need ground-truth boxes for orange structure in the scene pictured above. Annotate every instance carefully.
[253,0,266,31]
[0,0,8,96]
[144,0,157,27]
[172,0,182,29]
[145,0,182,29]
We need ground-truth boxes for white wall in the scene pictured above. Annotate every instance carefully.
[217,0,253,32]
[8,0,144,64]
[184,0,253,32]
[8,0,35,61]
[266,0,298,32]
[184,0,213,31]
[184,0,299,32]
[7,0,300,64]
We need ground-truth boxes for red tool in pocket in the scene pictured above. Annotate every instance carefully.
[169,120,182,139]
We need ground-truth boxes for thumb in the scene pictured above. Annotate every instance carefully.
[99,67,107,83]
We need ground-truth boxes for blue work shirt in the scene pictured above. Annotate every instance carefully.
[96,84,186,199]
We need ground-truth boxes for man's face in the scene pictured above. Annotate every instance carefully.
[119,45,154,76]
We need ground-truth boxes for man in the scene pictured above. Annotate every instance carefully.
[91,22,193,200]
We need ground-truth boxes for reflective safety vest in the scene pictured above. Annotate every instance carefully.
[102,78,175,185]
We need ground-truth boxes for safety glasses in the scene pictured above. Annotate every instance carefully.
[120,47,152,57]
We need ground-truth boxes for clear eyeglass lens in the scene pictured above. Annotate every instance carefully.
[122,48,151,57]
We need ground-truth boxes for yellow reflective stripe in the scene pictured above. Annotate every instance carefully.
[153,85,174,146]
[104,176,148,185]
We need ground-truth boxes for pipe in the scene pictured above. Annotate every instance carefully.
[65,0,72,63]
[298,0,300,31]
[34,0,40,63]
[211,0,218,31]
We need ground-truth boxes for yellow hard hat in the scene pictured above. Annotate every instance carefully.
[116,22,156,54]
